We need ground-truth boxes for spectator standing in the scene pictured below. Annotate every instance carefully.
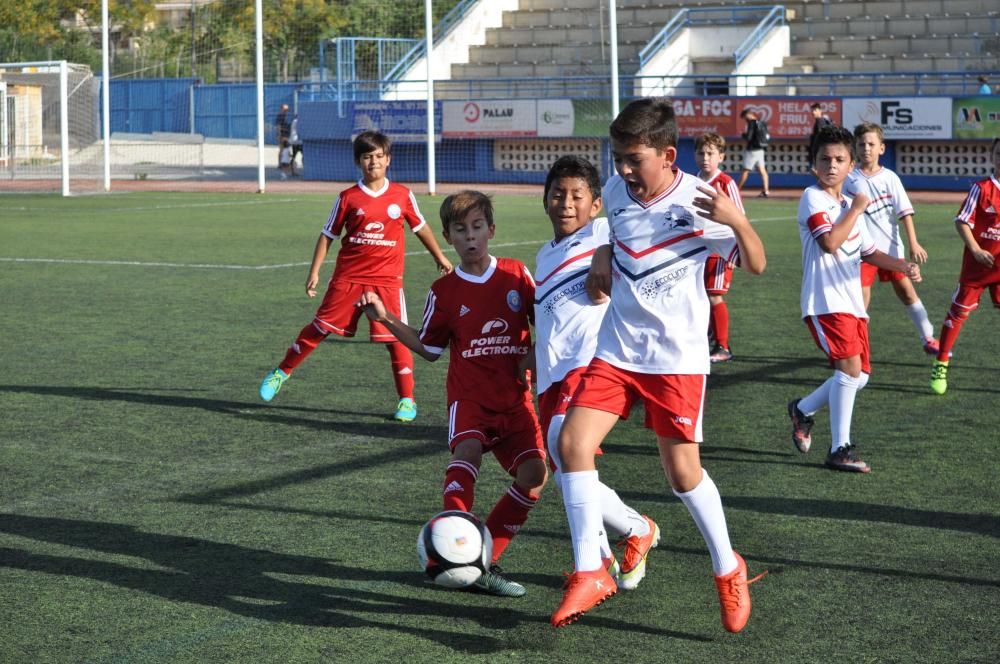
[736,108,771,198]
[807,103,833,172]
[978,76,992,95]
[289,114,303,176]
[274,103,291,168]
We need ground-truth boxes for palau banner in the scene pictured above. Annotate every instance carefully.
[841,98,952,139]
[952,97,1000,139]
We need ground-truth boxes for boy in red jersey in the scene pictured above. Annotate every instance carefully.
[551,99,768,633]
[360,190,547,597]
[258,131,452,421]
[695,133,745,363]
[787,126,921,473]
[534,156,660,592]
[930,137,1000,395]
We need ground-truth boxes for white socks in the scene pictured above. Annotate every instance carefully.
[906,301,935,341]
[674,470,737,576]
[798,376,834,416]
[829,370,860,451]
[561,470,605,572]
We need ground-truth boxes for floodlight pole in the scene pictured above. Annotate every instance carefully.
[101,0,111,191]
[425,0,436,196]
[609,0,620,119]
[255,0,266,193]
[59,60,70,197]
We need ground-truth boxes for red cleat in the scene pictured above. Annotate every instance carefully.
[714,551,766,633]
[551,568,617,627]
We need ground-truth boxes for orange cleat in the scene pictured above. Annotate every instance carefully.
[714,551,767,633]
[551,568,617,627]
[616,515,660,590]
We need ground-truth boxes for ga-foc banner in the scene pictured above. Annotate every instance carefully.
[842,98,952,139]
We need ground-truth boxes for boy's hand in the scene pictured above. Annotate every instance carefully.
[908,242,928,264]
[357,291,388,321]
[971,247,995,267]
[903,262,922,282]
[693,184,742,227]
[437,257,453,275]
[305,274,320,298]
[850,192,871,213]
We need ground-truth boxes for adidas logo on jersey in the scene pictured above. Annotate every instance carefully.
[444,480,464,493]
[459,304,471,316]
[355,208,365,216]
[986,205,997,214]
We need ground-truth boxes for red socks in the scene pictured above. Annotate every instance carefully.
[485,484,538,563]
[278,323,328,373]
[386,341,415,399]
[710,301,730,349]
[442,460,478,512]
[937,306,967,362]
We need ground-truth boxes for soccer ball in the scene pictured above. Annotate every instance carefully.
[416,510,493,588]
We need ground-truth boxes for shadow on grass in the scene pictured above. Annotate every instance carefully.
[0,514,706,650]
[0,384,447,439]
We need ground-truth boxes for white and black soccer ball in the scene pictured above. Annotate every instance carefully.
[416,510,493,588]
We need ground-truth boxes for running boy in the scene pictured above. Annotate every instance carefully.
[787,126,922,473]
[259,130,452,421]
[845,122,938,355]
[695,132,745,362]
[360,190,547,597]
[534,155,660,591]
[551,99,767,633]
[929,137,1000,395]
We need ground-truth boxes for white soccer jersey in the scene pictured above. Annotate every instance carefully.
[596,171,740,375]
[533,218,611,394]
[798,185,877,318]
[844,166,914,258]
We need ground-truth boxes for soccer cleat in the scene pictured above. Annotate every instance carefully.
[710,344,734,363]
[787,399,815,454]
[259,368,289,402]
[757,191,769,198]
[603,555,620,582]
[930,361,949,395]
[551,567,617,627]
[922,337,940,356]
[825,443,871,473]
[394,397,417,422]
[714,551,766,633]
[472,564,526,597]
[616,515,661,590]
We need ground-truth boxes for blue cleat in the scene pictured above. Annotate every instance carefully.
[260,368,289,401]
[395,397,417,422]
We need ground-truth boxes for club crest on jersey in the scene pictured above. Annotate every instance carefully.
[506,290,522,312]
[364,221,385,233]
[387,203,402,219]
[664,204,694,229]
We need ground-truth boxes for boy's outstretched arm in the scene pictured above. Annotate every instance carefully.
[585,244,612,303]
[956,221,995,267]
[357,292,440,362]
[414,226,453,274]
[305,234,334,297]
[694,184,766,274]
[899,214,928,264]
[862,250,922,282]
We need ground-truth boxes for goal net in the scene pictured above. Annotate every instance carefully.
[0,61,104,194]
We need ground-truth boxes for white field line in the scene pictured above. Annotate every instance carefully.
[3,198,302,214]
[1,215,784,271]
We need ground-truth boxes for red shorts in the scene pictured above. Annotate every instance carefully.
[537,366,589,437]
[704,255,734,295]
[804,313,871,373]
[860,262,906,287]
[570,358,706,442]
[314,280,406,342]
[447,399,545,474]
[951,282,1000,311]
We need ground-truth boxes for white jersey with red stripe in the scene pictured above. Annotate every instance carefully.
[533,218,610,394]
[595,171,740,375]
[798,185,877,318]
[844,166,914,258]
[322,179,427,286]
[418,256,535,411]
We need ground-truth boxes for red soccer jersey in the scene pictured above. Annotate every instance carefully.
[419,257,535,411]
[955,175,1000,286]
[322,179,427,286]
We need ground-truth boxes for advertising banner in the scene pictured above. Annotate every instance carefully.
[952,96,1000,139]
[352,101,438,143]
[442,100,537,137]
[842,98,952,139]
[670,97,741,138]
[537,99,574,137]
[734,98,842,139]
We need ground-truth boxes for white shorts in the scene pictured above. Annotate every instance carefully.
[742,149,766,170]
